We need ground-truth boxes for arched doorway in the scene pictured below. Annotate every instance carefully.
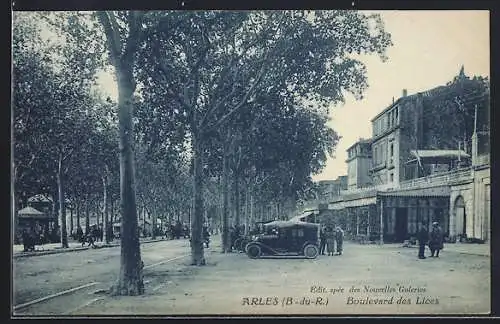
[454,196,466,239]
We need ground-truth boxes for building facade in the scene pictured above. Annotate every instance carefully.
[346,139,372,189]
[297,68,490,244]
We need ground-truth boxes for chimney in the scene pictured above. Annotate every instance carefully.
[402,89,408,97]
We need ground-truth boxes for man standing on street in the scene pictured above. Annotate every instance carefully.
[417,222,429,259]
[319,226,326,255]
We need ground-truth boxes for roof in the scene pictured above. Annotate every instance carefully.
[17,206,52,219]
[28,194,53,203]
[18,206,45,215]
[371,95,411,122]
[407,150,470,164]
[346,138,372,151]
[264,220,319,228]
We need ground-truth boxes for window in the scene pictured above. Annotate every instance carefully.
[390,173,394,182]
[389,143,394,165]
[395,107,399,124]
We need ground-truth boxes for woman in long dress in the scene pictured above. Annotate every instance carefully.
[325,226,336,256]
[429,222,444,257]
[335,226,344,255]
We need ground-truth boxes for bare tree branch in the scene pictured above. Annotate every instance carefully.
[206,56,269,133]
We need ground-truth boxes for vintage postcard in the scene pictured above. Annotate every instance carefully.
[12,8,490,317]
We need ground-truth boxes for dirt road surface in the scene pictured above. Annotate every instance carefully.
[13,238,192,315]
[64,241,490,316]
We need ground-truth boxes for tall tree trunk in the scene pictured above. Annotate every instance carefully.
[98,10,144,296]
[52,192,58,230]
[103,172,109,244]
[110,197,114,225]
[250,183,254,230]
[85,195,90,235]
[244,185,249,235]
[235,172,240,227]
[102,48,143,294]
[57,153,68,248]
[191,133,205,265]
[151,205,156,239]
[76,200,80,229]
[222,145,230,253]
[69,203,73,237]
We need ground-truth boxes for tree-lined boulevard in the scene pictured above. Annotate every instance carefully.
[13,10,393,297]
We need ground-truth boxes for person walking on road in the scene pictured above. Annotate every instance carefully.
[325,226,336,256]
[429,221,444,257]
[76,226,84,243]
[416,222,429,259]
[203,224,211,248]
[334,226,344,255]
[319,226,327,255]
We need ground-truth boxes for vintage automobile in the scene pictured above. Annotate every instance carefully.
[245,220,320,259]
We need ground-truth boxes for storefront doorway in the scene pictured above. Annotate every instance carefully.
[395,207,408,242]
[454,196,466,239]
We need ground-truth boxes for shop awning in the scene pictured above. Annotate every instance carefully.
[265,220,319,228]
[378,185,450,198]
[327,196,377,210]
[342,196,377,208]
[406,150,470,165]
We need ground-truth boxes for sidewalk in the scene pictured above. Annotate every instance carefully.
[13,237,168,258]
[396,242,490,257]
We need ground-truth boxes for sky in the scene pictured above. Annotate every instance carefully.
[95,10,490,182]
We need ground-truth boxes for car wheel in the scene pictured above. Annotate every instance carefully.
[303,244,319,259]
[246,244,261,259]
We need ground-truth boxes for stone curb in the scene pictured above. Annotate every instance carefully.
[13,238,167,259]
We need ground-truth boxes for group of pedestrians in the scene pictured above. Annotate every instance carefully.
[416,221,445,259]
[319,225,344,256]
[166,221,190,240]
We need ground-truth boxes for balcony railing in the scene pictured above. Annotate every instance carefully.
[398,167,473,189]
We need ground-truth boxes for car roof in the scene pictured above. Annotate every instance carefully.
[264,220,320,229]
